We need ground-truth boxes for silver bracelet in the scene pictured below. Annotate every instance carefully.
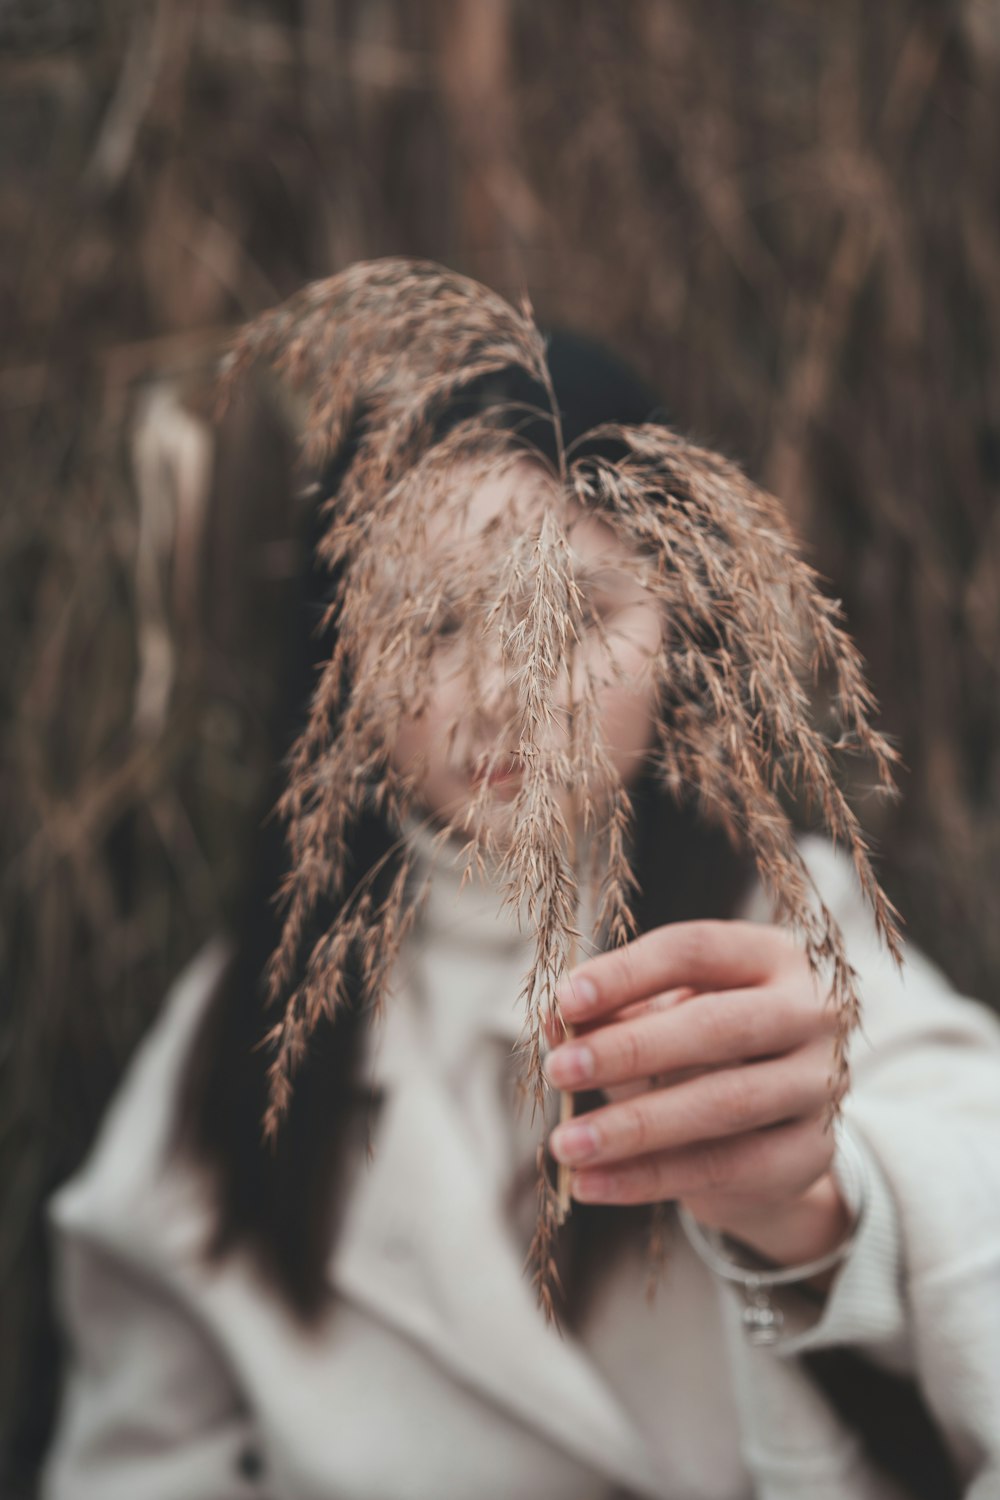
[676,1123,869,1347]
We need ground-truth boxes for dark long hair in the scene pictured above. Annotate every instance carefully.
[175,331,754,1319]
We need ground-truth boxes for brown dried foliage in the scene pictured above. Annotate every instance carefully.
[222,258,902,1310]
[7,3,997,1473]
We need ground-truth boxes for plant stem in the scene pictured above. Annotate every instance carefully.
[555,1038,575,1224]
[556,721,579,1225]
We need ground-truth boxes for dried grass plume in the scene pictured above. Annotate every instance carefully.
[218,257,901,1314]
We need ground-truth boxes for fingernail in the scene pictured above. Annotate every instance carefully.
[551,1121,599,1163]
[545,1043,595,1087]
[557,974,598,1014]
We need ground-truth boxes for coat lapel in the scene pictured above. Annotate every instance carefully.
[330,1073,662,1498]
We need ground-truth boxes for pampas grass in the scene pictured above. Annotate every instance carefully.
[220,257,901,1312]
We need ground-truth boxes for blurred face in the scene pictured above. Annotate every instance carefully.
[388,458,662,841]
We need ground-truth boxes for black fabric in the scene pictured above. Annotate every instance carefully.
[806,1350,962,1500]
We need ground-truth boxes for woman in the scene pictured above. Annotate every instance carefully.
[42,272,1000,1500]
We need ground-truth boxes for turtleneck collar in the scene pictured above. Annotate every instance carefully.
[403,817,535,955]
[359,820,531,1091]
[361,814,604,1092]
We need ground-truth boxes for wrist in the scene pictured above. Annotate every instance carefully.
[700,1173,855,1294]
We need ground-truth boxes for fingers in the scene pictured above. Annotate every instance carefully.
[580,985,699,1034]
[556,920,800,1024]
[545,983,832,1091]
[568,1112,835,1207]
[543,985,696,1047]
[549,1038,840,1169]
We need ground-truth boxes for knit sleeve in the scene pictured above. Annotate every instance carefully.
[736,1119,912,1370]
[722,835,1000,1494]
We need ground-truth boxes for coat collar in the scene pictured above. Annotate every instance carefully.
[329,1073,662,1496]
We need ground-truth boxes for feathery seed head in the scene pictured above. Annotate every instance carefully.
[223,258,900,1315]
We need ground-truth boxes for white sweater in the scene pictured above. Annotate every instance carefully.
[42,836,1000,1499]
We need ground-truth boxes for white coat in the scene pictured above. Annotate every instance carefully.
[41,836,1000,1499]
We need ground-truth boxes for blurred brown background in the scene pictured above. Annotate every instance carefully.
[3,0,999,1492]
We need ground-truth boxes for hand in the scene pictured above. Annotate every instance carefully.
[545,920,855,1270]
